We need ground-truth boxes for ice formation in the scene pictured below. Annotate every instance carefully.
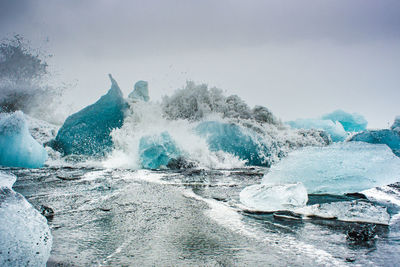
[350,129,400,157]
[128,80,149,102]
[261,142,400,194]
[295,200,390,225]
[139,132,181,169]
[0,171,52,265]
[195,121,270,166]
[51,74,126,156]
[240,182,308,212]
[391,116,400,132]
[0,111,48,168]
[286,118,347,142]
[321,109,367,132]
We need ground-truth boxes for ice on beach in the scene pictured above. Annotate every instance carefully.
[0,111,47,168]
[261,142,400,194]
[350,129,400,157]
[0,171,52,266]
[286,118,347,142]
[322,109,367,132]
[295,200,390,225]
[51,74,126,156]
[139,132,181,169]
[128,80,149,102]
[240,182,308,212]
[195,121,270,166]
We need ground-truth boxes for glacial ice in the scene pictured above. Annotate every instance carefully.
[286,118,347,142]
[0,171,52,265]
[261,142,400,194]
[322,109,367,132]
[51,74,126,156]
[0,111,48,168]
[139,132,181,169]
[128,80,150,102]
[195,121,270,166]
[240,182,308,212]
[391,116,400,132]
[350,129,400,157]
[295,200,390,225]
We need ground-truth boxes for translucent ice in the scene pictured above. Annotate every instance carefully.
[261,142,400,194]
[240,182,308,212]
[195,121,270,166]
[286,118,347,142]
[139,132,181,169]
[128,80,149,102]
[0,111,47,168]
[322,109,367,132]
[350,129,400,157]
[51,74,126,156]
[295,200,390,225]
[0,171,52,265]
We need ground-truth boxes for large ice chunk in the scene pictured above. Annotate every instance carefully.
[139,132,181,169]
[391,116,400,132]
[240,182,308,212]
[286,118,347,142]
[128,80,149,102]
[0,171,52,265]
[295,200,390,225]
[350,129,400,157]
[322,109,367,132]
[195,121,270,166]
[261,142,400,194]
[0,111,47,168]
[51,74,126,156]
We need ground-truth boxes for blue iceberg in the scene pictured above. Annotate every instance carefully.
[322,109,367,132]
[0,111,47,168]
[51,74,126,156]
[0,171,52,265]
[286,118,347,142]
[260,142,400,195]
[139,132,181,169]
[195,121,270,166]
[128,80,150,102]
[391,116,400,131]
[350,129,400,157]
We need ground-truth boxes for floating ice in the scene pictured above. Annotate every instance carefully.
[391,116,400,132]
[286,118,347,142]
[128,80,149,102]
[295,200,390,225]
[195,121,270,166]
[350,129,400,157]
[322,109,367,132]
[0,171,52,265]
[240,182,308,212]
[261,142,400,194]
[139,132,181,169]
[0,111,47,168]
[51,74,126,156]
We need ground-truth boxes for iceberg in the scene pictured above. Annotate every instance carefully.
[286,118,347,142]
[139,132,181,169]
[195,121,270,166]
[391,116,400,132]
[261,142,400,195]
[0,171,52,265]
[322,109,367,132]
[51,74,126,156]
[295,200,390,225]
[128,80,150,102]
[0,111,47,168]
[240,182,308,212]
[350,129,400,157]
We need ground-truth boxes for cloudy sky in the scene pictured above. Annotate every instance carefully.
[1,0,399,127]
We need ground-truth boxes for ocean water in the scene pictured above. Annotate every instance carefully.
[3,165,400,266]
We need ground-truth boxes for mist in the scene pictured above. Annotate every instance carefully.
[1,0,399,127]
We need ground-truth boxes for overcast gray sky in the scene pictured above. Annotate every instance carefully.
[1,0,399,128]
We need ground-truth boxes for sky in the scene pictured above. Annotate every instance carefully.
[1,0,399,128]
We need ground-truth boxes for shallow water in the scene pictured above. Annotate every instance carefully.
[3,166,400,266]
